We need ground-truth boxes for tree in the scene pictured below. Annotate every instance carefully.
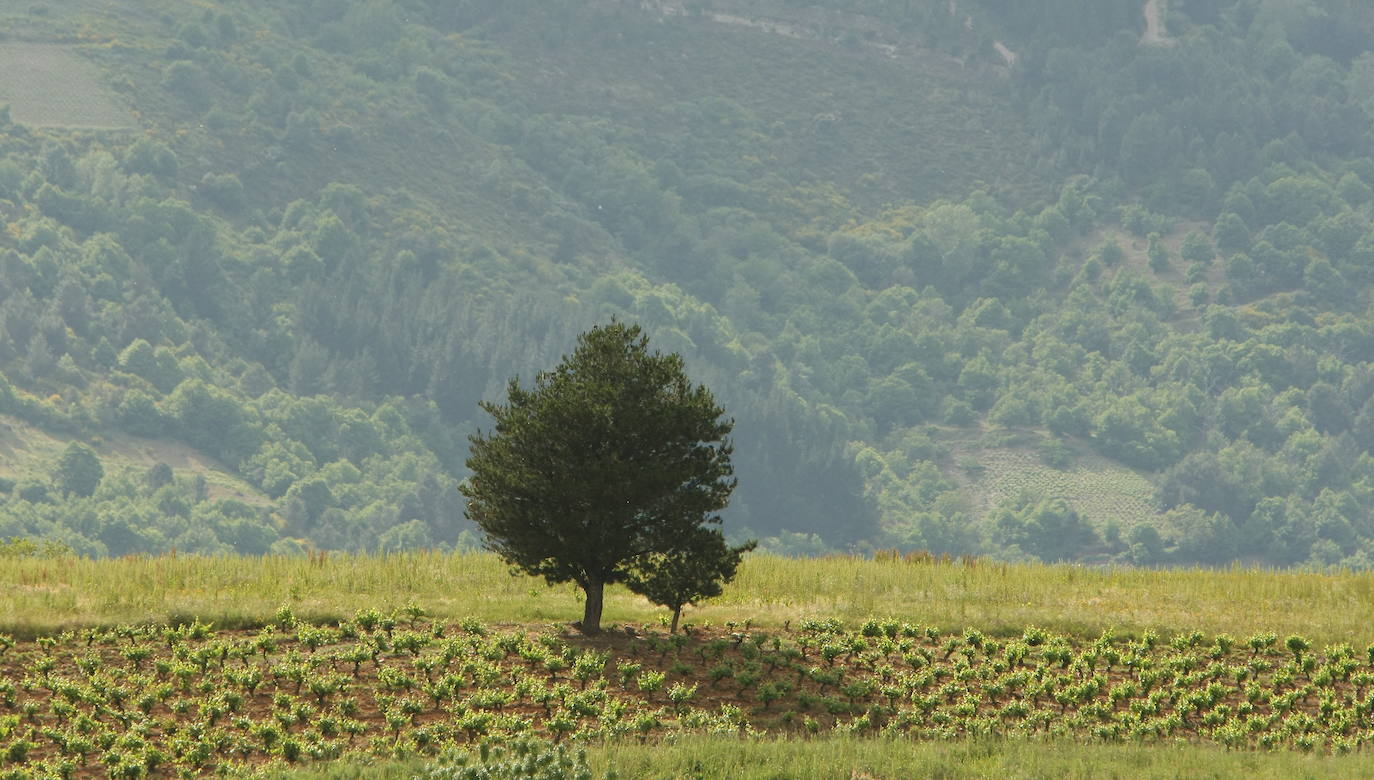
[1146,232,1169,273]
[461,321,737,634]
[1181,231,1215,265]
[53,442,103,498]
[994,498,1099,562]
[1213,212,1251,254]
[626,529,755,633]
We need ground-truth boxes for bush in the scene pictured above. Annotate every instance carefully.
[0,536,72,558]
[123,138,178,179]
[1095,239,1124,266]
[1181,231,1215,264]
[161,61,211,110]
[16,480,50,504]
[199,173,245,212]
[1038,438,1072,469]
[941,397,977,427]
[117,390,167,438]
[52,442,103,498]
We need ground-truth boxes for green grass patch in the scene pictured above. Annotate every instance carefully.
[5,552,1374,645]
[256,737,1369,779]
[0,414,265,505]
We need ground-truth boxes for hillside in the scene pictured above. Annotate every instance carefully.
[3,0,1374,567]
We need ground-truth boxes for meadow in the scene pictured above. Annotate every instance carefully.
[4,552,1374,645]
[268,738,1364,780]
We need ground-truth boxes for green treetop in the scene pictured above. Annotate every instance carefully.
[626,527,755,633]
[53,442,103,499]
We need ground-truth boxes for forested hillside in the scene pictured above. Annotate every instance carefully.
[4,0,1374,568]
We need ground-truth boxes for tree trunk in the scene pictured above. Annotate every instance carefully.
[670,605,682,635]
[581,579,605,634]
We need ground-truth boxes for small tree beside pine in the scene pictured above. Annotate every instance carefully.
[626,529,755,634]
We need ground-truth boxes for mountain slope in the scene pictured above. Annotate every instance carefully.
[4,0,1374,568]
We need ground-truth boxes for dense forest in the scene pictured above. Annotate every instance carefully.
[4,0,1374,568]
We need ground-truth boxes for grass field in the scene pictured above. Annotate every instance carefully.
[4,552,1374,646]
[264,737,1372,779]
[0,43,135,128]
[0,414,267,507]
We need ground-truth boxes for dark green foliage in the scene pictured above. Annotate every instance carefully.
[1181,232,1215,265]
[1146,234,1169,274]
[198,173,245,213]
[625,530,756,633]
[52,442,102,498]
[161,61,211,111]
[993,499,1099,563]
[462,323,735,633]
[166,380,257,465]
[16,481,50,504]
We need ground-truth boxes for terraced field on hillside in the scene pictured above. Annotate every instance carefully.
[0,44,135,129]
[945,432,1161,532]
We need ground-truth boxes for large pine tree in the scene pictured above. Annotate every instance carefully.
[461,321,736,634]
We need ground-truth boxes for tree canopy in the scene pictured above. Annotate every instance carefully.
[625,528,755,633]
[52,442,102,499]
[461,322,737,633]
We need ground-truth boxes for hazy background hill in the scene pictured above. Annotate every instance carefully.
[5,0,1374,567]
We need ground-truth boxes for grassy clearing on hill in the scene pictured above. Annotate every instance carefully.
[4,552,1374,646]
[494,4,1046,213]
[0,415,266,505]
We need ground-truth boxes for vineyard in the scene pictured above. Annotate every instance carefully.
[952,443,1159,530]
[0,44,136,129]
[5,606,1374,777]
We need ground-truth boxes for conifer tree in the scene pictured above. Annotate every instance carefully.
[462,321,737,634]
